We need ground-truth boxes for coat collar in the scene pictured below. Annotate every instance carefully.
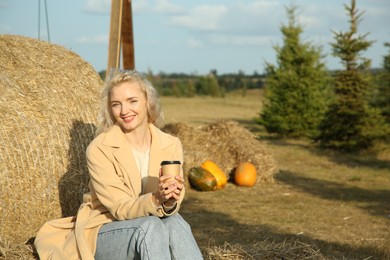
[100,124,168,194]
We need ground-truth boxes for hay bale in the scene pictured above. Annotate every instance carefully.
[162,120,277,184]
[0,35,102,257]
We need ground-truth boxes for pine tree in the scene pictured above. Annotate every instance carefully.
[376,43,390,124]
[317,0,387,150]
[259,5,329,138]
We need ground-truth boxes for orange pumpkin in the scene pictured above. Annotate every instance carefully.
[201,160,227,189]
[234,162,257,187]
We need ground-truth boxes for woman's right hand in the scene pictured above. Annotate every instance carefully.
[152,174,178,207]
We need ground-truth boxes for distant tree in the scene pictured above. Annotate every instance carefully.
[233,70,247,96]
[98,70,106,80]
[258,5,330,138]
[208,74,222,97]
[186,79,196,97]
[146,68,154,81]
[317,0,388,150]
[195,77,208,95]
[146,69,164,95]
[241,79,247,97]
[374,42,390,124]
[196,75,222,97]
[210,69,218,77]
[172,81,180,97]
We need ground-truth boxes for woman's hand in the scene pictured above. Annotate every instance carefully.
[164,175,184,207]
[152,174,184,207]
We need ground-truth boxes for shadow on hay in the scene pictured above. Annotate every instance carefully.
[58,120,96,217]
[4,121,96,260]
[276,170,390,219]
[181,196,389,259]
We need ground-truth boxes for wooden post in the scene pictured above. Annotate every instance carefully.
[107,0,135,72]
[121,0,135,70]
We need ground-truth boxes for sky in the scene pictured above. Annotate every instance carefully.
[1,0,389,75]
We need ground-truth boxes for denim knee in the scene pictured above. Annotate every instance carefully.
[139,216,168,238]
[162,214,191,232]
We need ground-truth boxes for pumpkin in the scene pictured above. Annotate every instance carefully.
[201,160,227,189]
[234,162,257,187]
[188,167,218,191]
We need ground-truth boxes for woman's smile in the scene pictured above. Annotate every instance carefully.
[122,114,135,123]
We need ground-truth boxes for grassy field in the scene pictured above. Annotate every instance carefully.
[161,90,390,259]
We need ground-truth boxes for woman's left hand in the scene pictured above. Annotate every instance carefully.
[153,173,184,207]
[166,175,184,204]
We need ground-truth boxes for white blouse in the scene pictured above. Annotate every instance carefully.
[131,148,150,193]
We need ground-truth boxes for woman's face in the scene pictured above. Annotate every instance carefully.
[109,81,148,133]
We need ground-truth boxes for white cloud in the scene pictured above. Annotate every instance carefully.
[165,1,285,35]
[76,34,107,44]
[170,4,228,31]
[84,0,111,14]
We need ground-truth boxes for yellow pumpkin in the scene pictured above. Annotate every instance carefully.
[234,162,257,187]
[201,160,227,189]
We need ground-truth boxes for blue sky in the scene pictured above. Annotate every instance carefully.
[1,0,389,75]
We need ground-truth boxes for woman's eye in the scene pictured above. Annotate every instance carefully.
[112,103,120,108]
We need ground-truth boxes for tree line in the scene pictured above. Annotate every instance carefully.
[142,70,264,98]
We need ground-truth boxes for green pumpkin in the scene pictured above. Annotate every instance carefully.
[188,167,218,191]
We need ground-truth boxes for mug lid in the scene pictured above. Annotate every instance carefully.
[160,160,181,165]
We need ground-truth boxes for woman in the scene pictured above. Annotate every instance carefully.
[34,70,203,260]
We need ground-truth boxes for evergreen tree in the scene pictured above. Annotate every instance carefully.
[375,42,390,124]
[317,0,387,150]
[259,5,329,138]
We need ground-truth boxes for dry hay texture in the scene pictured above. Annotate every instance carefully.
[162,120,277,184]
[0,35,102,258]
[205,239,325,260]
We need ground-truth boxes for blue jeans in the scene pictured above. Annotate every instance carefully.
[95,214,203,260]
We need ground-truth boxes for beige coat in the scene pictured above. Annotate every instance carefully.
[34,124,185,260]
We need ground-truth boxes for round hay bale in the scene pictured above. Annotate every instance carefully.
[0,35,102,254]
[162,120,278,185]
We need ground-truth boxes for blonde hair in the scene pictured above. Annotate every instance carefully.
[95,69,163,135]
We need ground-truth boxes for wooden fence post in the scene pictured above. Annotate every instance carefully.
[107,0,135,73]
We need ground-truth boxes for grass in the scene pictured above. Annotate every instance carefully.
[161,90,263,127]
[161,89,390,259]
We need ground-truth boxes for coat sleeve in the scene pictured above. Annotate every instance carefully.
[86,143,163,220]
